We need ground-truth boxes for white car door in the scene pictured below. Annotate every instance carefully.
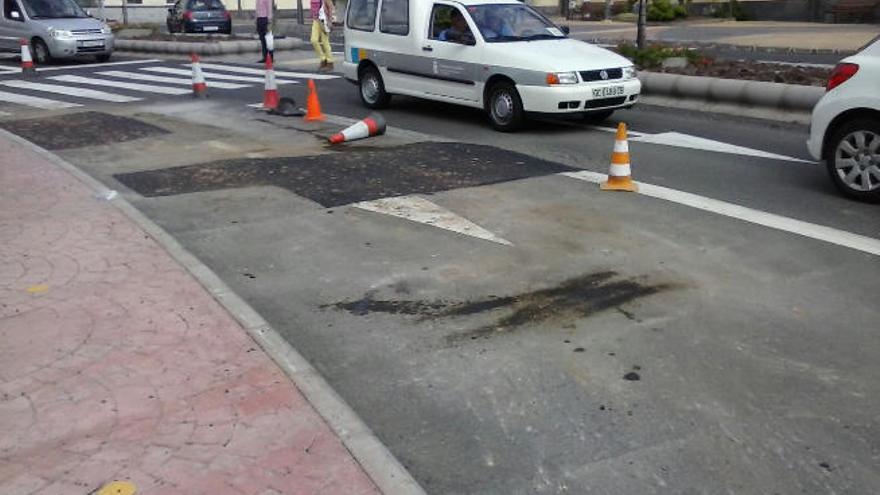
[422,2,481,103]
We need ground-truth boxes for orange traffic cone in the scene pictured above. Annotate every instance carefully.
[328,113,386,145]
[263,54,279,111]
[304,79,325,122]
[191,53,208,98]
[601,122,638,192]
[20,39,35,76]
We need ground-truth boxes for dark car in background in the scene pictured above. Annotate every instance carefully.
[167,0,231,34]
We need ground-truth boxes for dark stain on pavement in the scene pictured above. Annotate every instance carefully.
[113,142,576,207]
[326,271,671,344]
[0,112,169,150]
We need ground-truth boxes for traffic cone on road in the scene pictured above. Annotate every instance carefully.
[20,39,35,77]
[304,79,325,122]
[262,54,279,111]
[328,113,386,145]
[601,122,638,192]
[191,53,208,98]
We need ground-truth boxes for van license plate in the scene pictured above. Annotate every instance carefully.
[80,40,104,47]
[203,26,219,31]
[592,86,625,98]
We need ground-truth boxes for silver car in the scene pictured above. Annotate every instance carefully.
[0,0,114,64]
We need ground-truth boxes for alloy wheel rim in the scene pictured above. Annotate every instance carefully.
[835,130,880,192]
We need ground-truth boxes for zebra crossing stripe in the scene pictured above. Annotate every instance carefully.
[1,80,141,103]
[193,63,340,80]
[142,66,299,85]
[47,75,191,95]
[97,70,251,90]
[0,90,81,109]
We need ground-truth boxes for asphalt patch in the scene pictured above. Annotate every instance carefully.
[113,142,576,207]
[326,271,671,344]
[0,112,168,150]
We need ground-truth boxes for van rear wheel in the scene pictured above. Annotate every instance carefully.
[487,81,524,132]
[359,65,390,109]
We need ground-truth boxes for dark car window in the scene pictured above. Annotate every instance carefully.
[187,0,224,11]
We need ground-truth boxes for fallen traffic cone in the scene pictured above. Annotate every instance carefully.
[328,113,386,145]
[191,53,208,98]
[263,54,279,111]
[304,79,325,122]
[20,39,35,76]
[601,122,638,192]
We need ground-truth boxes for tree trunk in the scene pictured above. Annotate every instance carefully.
[637,0,647,49]
[604,0,613,20]
[297,0,304,24]
[121,0,128,25]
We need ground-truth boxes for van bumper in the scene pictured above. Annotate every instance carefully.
[518,78,642,114]
[343,61,358,83]
[48,35,114,59]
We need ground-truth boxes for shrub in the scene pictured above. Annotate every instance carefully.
[617,42,704,69]
[713,0,749,20]
[647,0,688,21]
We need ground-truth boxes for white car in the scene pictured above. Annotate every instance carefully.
[807,36,880,202]
[343,0,641,131]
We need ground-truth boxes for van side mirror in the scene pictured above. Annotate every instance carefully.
[11,10,21,19]
[561,25,570,35]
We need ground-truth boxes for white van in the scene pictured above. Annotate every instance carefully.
[343,0,641,131]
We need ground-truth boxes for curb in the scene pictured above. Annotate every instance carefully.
[0,128,427,495]
[584,36,858,56]
[115,37,305,55]
[638,71,824,111]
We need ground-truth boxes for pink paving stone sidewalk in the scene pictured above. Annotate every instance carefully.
[0,135,381,495]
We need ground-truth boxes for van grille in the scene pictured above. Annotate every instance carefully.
[579,68,623,82]
[584,96,627,109]
[72,29,103,35]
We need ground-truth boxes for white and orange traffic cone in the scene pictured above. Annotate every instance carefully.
[191,53,208,98]
[328,113,386,145]
[20,39,35,76]
[262,54,279,111]
[601,122,638,192]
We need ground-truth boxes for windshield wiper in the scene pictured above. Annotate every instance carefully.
[521,34,563,41]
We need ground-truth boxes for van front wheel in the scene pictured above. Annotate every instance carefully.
[487,81,524,132]
[359,65,390,109]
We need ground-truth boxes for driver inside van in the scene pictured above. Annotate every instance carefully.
[438,9,471,42]
[479,11,514,40]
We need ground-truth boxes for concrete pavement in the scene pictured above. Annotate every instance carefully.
[0,132,382,495]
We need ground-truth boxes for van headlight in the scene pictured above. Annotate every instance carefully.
[546,72,579,85]
[624,66,637,79]
[102,26,113,35]
[50,28,74,40]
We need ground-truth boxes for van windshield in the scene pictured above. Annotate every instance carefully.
[468,4,566,43]
[21,0,88,18]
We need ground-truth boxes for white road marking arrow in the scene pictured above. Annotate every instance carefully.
[352,195,513,246]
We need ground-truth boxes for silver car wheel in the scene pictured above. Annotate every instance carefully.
[492,90,514,125]
[361,72,380,104]
[835,130,880,192]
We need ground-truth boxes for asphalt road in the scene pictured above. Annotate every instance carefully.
[2,52,878,494]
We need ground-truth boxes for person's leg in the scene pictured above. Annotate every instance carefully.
[311,21,325,67]
[319,29,333,67]
[256,17,268,62]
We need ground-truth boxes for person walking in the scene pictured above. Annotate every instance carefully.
[256,0,272,64]
[311,0,334,72]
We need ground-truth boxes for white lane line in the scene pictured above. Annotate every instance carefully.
[194,63,340,80]
[142,66,299,85]
[0,110,13,116]
[47,75,191,95]
[97,70,251,89]
[35,59,163,72]
[562,170,880,257]
[0,80,141,102]
[0,66,19,74]
[590,126,810,163]
[0,90,81,109]
[632,132,812,163]
[352,195,513,246]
